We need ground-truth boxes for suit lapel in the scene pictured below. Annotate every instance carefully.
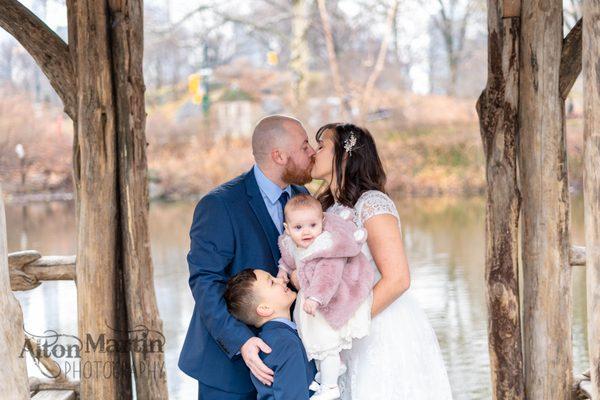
[244,169,281,262]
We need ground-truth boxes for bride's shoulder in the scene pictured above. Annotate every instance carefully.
[356,190,394,207]
[355,190,399,222]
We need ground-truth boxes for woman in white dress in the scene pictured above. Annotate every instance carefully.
[306,122,453,400]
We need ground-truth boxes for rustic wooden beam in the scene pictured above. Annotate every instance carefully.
[503,0,521,17]
[24,256,76,280]
[0,187,30,399]
[23,334,68,382]
[108,1,169,397]
[519,0,573,398]
[29,377,79,393]
[31,390,77,400]
[573,370,593,399]
[0,0,76,119]
[71,0,133,397]
[582,0,600,396]
[559,18,583,100]
[476,1,525,398]
[8,253,76,291]
[570,245,586,266]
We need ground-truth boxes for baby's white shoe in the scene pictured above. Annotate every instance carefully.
[310,386,340,400]
[309,380,321,392]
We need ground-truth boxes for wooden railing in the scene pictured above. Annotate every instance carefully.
[0,187,79,400]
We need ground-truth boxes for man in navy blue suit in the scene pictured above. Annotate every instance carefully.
[178,115,316,399]
[224,268,317,400]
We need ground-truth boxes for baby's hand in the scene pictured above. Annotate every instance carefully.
[277,269,289,283]
[303,298,319,316]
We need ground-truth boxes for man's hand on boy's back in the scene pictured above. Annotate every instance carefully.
[241,337,274,386]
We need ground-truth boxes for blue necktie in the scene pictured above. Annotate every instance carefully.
[278,191,290,223]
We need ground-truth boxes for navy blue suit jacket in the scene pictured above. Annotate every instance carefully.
[252,321,317,400]
[178,168,309,394]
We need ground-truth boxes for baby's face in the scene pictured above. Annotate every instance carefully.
[284,207,324,248]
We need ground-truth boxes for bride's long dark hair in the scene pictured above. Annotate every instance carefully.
[315,123,387,211]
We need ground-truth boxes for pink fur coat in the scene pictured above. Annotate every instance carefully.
[278,210,375,329]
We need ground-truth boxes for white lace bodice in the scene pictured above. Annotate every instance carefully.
[327,190,402,275]
[328,190,401,233]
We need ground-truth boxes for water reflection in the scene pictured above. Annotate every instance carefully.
[4,195,589,400]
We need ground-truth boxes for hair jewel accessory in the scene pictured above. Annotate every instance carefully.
[343,132,357,156]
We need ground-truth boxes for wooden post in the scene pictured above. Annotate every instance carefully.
[0,186,30,399]
[476,1,524,398]
[582,0,600,397]
[1,0,168,397]
[71,1,132,398]
[519,0,573,398]
[109,0,168,397]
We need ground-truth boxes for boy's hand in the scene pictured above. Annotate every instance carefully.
[303,298,319,316]
[277,269,289,284]
[241,337,274,386]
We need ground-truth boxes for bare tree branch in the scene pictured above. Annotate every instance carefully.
[0,0,76,119]
[360,0,400,118]
[317,0,351,119]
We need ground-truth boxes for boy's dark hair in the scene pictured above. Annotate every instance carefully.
[224,269,260,326]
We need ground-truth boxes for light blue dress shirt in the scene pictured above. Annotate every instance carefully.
[270,317,298,331]
[253,164,293,234]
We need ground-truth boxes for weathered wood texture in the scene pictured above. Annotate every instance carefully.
[31,390,77,400]
[0,187,30,399]
[519,0,573,398]
[0,0,75,118]
[502,0,521,17]
[9,251,76,291]
[560,18,583,99]
[583,0,600,397]
[72,0,132,398]
[29,377,80,393]
[476,1,524,398]
[571,245,587,266]
[109,0,168,397]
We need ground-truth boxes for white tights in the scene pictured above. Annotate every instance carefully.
[317,353,341,388]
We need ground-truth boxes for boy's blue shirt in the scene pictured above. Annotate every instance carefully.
[251,319,317,400]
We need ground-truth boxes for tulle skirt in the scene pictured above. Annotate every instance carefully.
[339,288,453,400]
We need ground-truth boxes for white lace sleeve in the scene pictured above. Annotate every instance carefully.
[355,190,400,227]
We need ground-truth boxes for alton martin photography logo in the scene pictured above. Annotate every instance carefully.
[20,323,166,380]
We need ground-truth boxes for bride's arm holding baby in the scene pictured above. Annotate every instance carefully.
[364,213,410,317]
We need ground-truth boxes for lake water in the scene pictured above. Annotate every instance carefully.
[4,194,590,399]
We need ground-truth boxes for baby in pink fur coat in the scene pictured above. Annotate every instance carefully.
[277,194,374,400]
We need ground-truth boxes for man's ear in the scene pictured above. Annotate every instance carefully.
[271,148,287,166]
[256,304,274,318]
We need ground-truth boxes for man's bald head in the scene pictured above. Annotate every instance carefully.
[252,115,304,164]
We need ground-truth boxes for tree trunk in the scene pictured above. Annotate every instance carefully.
[72,0,132,398]
[519,0,573,398]
[108,0,168,397]
[476,1,524,398]
[360,0,399,121]
[582,0,600,397]
[316,0,351,120]
[290,0,311,107]
[0,186,29,399]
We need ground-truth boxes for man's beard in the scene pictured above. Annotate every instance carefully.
[282,157,314,185]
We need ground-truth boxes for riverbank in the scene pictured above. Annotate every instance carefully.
[0,90,586,202]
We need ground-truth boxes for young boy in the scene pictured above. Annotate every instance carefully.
[224,269,317,400]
